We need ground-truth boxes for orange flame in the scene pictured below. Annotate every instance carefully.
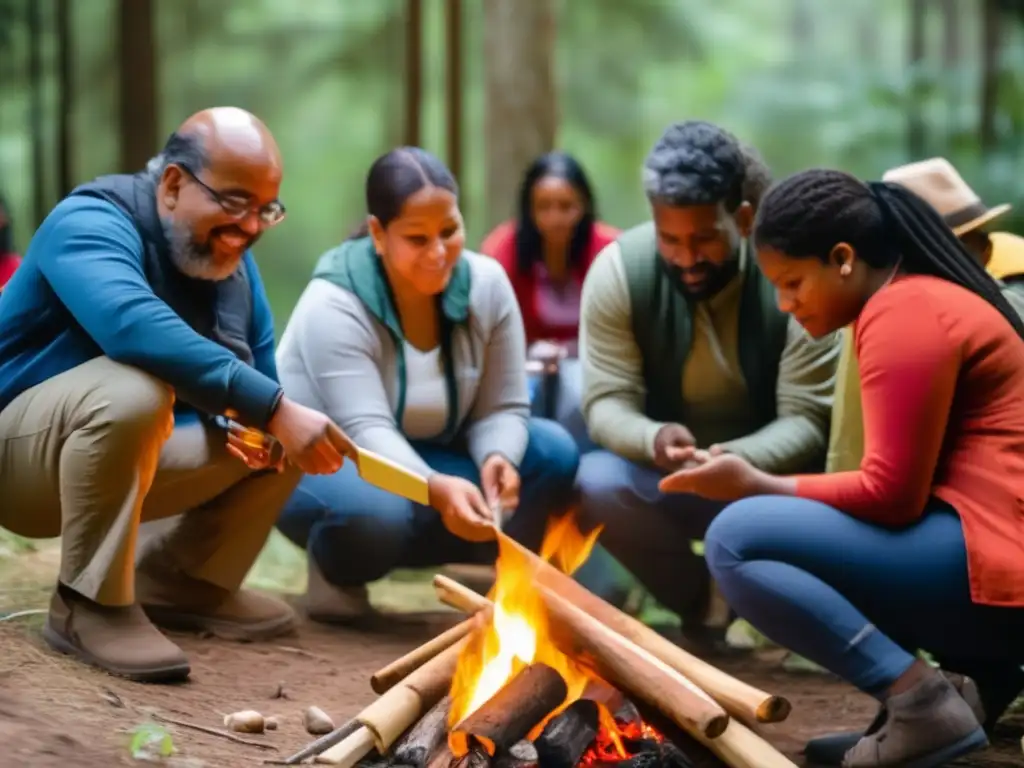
[447,512,603,730]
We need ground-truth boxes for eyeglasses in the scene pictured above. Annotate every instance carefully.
[178,164,286,227]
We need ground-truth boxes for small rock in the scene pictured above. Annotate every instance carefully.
[303,706,334,735]
[223,710,266,734]
[265,716,279,731]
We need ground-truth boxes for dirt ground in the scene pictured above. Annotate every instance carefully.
[1,608,1021,768]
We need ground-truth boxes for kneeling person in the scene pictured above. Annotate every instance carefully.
[0,108,352,682]
[576,121,839,644]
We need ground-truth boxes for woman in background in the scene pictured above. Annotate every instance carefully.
[660,169,1024,767]
[274,147,579,624]
[0,195,22,290]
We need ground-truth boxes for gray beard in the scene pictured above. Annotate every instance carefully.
[162,218,239,282]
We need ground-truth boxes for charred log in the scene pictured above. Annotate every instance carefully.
[534,698,599,768]
[392,696,452,768]
[448,663,568,758]
[493,739,539,768]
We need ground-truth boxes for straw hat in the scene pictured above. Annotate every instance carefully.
[882,157,1011,236]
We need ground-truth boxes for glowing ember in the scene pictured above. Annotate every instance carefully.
[447,512,666,765]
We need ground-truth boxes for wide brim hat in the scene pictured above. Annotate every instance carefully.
[882,157,1011,236]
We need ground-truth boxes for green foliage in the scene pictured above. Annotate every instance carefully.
[128,722,175,761]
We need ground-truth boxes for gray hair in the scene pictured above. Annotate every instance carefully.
[642,120,771,211]
[145,131,208,178]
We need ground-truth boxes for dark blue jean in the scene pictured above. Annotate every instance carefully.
[276,418,579,587]
[705,495,1024,697]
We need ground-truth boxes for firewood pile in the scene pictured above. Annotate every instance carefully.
[282,528,798,768]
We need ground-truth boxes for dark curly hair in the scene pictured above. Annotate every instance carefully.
[347,146,459,240]
[514,151,596,275]
[642,120,772,211]
[754,168,1024,339]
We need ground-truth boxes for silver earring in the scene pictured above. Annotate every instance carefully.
[840,264,852,277]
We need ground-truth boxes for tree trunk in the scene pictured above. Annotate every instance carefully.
[907,0,927,158]
[405,0,423,148]
[445,0,464,184]
[483,0,556,231]
[980,0,1000,150]
[27,0,47,226]
[118,0,159,173]
[56,0,73,197]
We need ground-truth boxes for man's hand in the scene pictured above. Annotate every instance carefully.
[265,397,356,475]
[480,454,520,523]
[226,422,283,472]
[652,423,697,471]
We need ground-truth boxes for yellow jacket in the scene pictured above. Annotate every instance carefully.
[826,231,1024,473]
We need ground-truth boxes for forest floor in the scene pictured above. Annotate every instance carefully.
[0,538,1020,768]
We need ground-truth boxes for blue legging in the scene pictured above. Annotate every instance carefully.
[705,496,1024,697]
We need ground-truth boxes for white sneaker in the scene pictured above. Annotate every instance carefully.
[304,557,372,624]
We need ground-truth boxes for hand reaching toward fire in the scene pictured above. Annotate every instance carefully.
[480,454,520,516]
[428,474,497,543]
[657,447,768,501]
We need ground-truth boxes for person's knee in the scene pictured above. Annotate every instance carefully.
[310,508,410,586]
[703,497,766,576]
[521,418,580,490]
[85,360,175,444]
[576,451,638,528]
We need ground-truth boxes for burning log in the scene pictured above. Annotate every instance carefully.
[315,637,469,765]
[434,575,729,741]
[448,663,568,758]
[453,744,491,768]
[533,698,599,768]
[493,740,538,768]
[494,531,790,724]
[391,696,452,768]
[372,620,476,694]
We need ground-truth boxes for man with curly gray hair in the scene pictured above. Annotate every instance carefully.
[575,120,840,652]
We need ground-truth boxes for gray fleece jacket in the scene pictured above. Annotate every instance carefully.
[275,236,530,479]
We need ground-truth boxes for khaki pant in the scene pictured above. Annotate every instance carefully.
[0,357,301,606]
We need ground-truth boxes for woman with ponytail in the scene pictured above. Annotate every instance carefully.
[656,169,1024,767]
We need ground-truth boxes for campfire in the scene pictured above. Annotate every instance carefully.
[295,514,799,768]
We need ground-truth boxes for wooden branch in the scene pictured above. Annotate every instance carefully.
[449,663,568,758]
[372,620,475,694]
[392,695,452,768]
[150,712,278,751]
[279,717,360,764]
[533,698,599,768]
[494,531,790,723]
[434,575,729,740]
[317,637,468,765]
[691,720,799,768]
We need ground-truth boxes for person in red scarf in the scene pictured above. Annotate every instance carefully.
[480,151,618,445]
[0,195,22,290]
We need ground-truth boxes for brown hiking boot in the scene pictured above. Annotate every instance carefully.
[135,561,297,642]
[42,584,190,683]
[841,668,988,767]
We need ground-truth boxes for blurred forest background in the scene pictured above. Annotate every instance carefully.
[3,0,1024,331]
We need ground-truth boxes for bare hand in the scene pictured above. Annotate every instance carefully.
[226,423,283,472]
[266,397,355,475]
[658,450,764,500]
[480,454,520,521]
[652,423,697,471]
[428,474,496,542]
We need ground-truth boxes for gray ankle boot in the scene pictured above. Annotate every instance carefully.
[841,669,987,768]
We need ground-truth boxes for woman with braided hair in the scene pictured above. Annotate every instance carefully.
[658,168,1024,767]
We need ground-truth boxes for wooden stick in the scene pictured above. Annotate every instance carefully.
[150,712,278,751]
[278,717,360,764]
[495,530,791,723]
[371,619,475,694]
[317,637,468,764]
[448,663,568,758]
[434,575,729,740]
[314,726,376,767]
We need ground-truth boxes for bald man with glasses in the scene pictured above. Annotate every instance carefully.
[0,107,356,683]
